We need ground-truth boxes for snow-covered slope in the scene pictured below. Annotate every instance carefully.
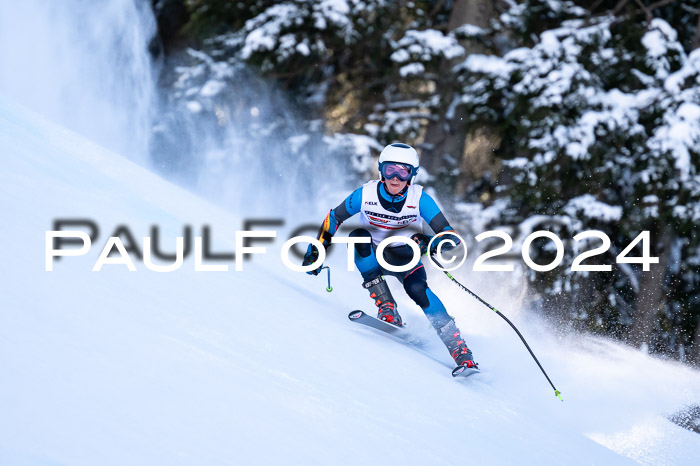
[1,96,699,465]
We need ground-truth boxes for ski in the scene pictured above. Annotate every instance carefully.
[451,365,480,378]
[348,310,408,337]
[349,310,480,378]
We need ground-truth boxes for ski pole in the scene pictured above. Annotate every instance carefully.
[430,255,563,401]
[320,266,333,292]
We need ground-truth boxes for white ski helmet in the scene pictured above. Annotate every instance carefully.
[378,143,419,183]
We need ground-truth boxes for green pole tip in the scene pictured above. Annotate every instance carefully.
[326,286,333,292]
[555,390,563,401]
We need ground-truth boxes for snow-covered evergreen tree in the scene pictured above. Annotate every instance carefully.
[457,2,700,359]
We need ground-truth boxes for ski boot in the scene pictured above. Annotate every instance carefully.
[437,319,478,368]
[363,276,403,326]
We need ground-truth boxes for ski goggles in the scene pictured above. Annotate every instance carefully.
[380,163,414,181]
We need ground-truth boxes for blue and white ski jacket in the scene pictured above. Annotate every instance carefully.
[315,180,456,247]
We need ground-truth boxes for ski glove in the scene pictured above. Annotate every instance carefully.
[411,233,432,256]
[302,245,323,276]
[411,230,461,256]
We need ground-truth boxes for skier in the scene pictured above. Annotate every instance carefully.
[302,143,478,368]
